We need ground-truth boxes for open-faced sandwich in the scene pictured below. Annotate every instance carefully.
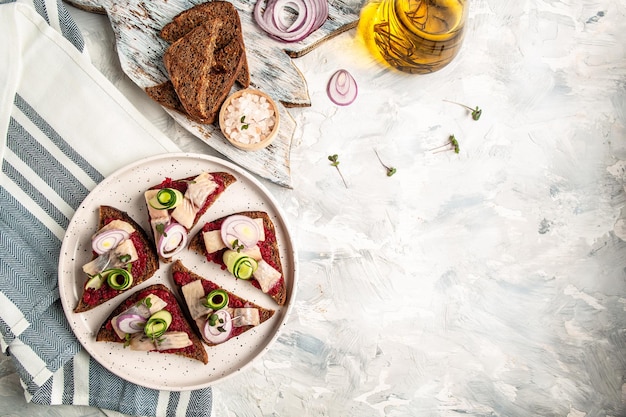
[96,284,208,364]
[172,260,275,346]
[74,206,159,313]
[144,171,236,263]
[188,211,286,305]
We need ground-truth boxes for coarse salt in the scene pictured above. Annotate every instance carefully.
[222,92,276,145]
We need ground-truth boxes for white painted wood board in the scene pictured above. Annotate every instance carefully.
[63,0,365,187]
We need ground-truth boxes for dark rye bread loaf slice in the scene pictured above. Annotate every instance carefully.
[171,260,275,347]
[96,284,208,364]
[74,206,159,313]
[160,1,250,88]
[160,1,237,46]
[164,19,244,124]
[188,211,287,306]
[145,81,185,116]
[146,1,250,123]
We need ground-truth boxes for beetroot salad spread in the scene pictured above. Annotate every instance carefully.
[152,177,191,194]
[129,233,149,276]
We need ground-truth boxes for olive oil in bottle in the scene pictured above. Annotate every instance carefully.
[358,0,468,74]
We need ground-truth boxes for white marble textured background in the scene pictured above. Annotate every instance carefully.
[3,0,626,416]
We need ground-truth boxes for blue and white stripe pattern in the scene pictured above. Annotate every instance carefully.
[0,0,85,51]
[0,1,213,415]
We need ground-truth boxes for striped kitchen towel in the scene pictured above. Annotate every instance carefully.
[0,0,213,415]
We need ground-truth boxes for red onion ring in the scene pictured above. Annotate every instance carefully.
[327,69,358,106]
[92,229,130,254]
[203,310,233,344]
[158,223,188,258]
[116,313,147,334]
[220,215,262,249]
[253,0,329,42]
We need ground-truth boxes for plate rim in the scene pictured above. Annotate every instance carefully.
[58,152,298,391]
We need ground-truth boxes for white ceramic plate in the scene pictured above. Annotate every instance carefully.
[58,153,297,391]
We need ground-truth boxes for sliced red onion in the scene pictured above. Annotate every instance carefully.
[203,310,233,344]
[327,69,358,106]
[220,215,262,250]
[158,223,188,258]
[92,229,130,254]
[253,0,328,43]
[116,313,146,334]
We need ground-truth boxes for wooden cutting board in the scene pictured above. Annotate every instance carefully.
[64,0,365,187]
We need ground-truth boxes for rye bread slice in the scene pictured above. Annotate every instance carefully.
[160,1,250,88]
[95,284,208,364]
[160,1,237,46]
[145,81,186,116]
[171,260,275,346]
[188,211,287,306]
[74,206,159,313]
[164,19,244,124]
[146,171,237,264]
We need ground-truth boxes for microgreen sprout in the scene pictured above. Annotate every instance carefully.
[231,239,244,253]
[208,314,219,326]
[443,99,482,120]
[430,135,460,154]
[450,135,460,153]
[240,115,249,130]
[207,314,227,332]
[328,154,348,188]
[156,223,167,237]
[374,149,397,177]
